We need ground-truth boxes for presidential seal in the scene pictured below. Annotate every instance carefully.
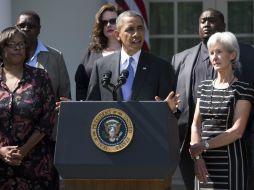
[91,108,134,153]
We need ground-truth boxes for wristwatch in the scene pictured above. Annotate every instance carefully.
[203,140,210,150]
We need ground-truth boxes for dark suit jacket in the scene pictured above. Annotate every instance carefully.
[75,51,102,100]
[87,50,174,101]
[239,43,254,136]
[37,45,71,100]
[171,44,201,148]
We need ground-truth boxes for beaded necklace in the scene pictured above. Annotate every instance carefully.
[208,76,235,117]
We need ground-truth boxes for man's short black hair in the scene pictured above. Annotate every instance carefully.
[18,10,41,25]
[201,8,225,23]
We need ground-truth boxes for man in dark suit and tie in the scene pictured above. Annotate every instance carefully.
[172,8,254,190]
[87,11,177,190]
[87,10,175,102]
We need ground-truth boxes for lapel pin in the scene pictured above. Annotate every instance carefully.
[142,67,147,70]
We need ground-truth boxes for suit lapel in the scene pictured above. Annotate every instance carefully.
[131,51,149,100]
[37,52,49,70]
[110,52,121,83]
[108,52,122,100]
[183,44,201,99]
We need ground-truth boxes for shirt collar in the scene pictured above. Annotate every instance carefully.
[32,39,48,57]
[27,40,48,67]
[120,48,141,73]
[120,48,141,65]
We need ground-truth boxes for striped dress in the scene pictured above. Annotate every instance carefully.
[195,80,254,190]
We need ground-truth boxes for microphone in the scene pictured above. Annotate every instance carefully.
[101,71,112,88]
[100,70,129,101]
[112,70,129,101]
[117,69,129,87]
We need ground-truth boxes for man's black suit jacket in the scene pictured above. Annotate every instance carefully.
[86,50,174,101]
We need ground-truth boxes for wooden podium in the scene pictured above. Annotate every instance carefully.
[64,178,171,190]
[55,101,179,190]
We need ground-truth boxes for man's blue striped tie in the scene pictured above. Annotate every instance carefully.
[122,57,134,101]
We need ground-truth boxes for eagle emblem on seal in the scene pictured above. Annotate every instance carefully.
[91,108,134,153]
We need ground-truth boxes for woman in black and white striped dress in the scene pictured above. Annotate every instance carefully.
[189,32,254,190]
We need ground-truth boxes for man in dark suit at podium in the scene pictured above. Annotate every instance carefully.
[86,10,176,190]
[86,10,175,102]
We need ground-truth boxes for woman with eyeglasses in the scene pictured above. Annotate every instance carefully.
[75,4,122,100]
[0,26,56,189]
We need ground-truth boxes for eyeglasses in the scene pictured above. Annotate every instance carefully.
[6,42,26,50]
[16,23,38,30]
[101,18,116,26]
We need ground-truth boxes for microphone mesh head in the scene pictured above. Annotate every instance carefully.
[122,70,129,78]
[101,71,112,87]
[118,69,129,85]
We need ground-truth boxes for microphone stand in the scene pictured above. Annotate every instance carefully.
[103,82,117,100]
[112,87,118,101]
[101,70,129,101]
[112,70,129,101]
[112,83,122,101]
[103,83,122,101]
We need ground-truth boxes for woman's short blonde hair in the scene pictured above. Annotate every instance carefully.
[207,31,240,67]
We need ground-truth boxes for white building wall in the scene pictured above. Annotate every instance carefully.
[0,0,12,31]
[11,0,104,99]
